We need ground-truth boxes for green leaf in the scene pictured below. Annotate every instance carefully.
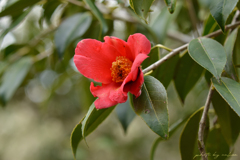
[224,28,239,81]
[115,98,136,133]
[180,107,209,160]
[71,101,115,159]
[150,117,187,160]
[129,0,155,22]
[54,13,92,58]
[0,57,32,106]
[209,0,238,33]
[41,0,62,24]
[188,38,227,80]
[70,118,84,160]
[212,77,240,117]
[141,47,159,70]
[0,8,31,39]
[0,0,41,17]
[132,76,169,139]
[174,51,204,103]
[153,53,179,88]
[84,0,108,36]
[206,128,230,160]
[164,0,177,14]
[81,102,116,143]
[212,91,240,146]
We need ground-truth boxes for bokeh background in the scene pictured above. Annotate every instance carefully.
[0,0,240,160]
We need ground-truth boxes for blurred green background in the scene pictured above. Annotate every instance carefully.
[0,0,240,160]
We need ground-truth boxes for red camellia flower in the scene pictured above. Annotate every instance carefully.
[74,33,151,109]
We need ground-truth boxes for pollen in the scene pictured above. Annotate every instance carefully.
[111,56,132,83]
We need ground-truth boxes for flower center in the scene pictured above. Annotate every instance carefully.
[111,56,132,83]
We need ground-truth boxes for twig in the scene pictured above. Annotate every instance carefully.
[142,21,240,74]
[198,84,214,160]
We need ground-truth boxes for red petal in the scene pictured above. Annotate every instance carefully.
[127,33,151,58]
[90,82,128,109]
[74,39,121,84]
[104,36,134,61]
[123,68,144,97]
[131,53,148,81]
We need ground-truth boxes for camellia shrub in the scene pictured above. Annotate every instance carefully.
[0,0,240,160]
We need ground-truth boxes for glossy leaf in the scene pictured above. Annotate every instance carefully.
[54,13,92,58]
[224,28,239,81]
[0,0,41,17]
[150,117,187,160]
[115,98,136,133]
[0,57,32,106]
[81,102,116,143]
[153,53,179,88]
[212,91,240,146]
[174,51,204,103]
[212,77,240,117]
[180,107,209,160]
[188,38,227,80]
[206,128,229,160]
[132,76,169,139]
[209,0,238,32]
[130,0,155,22]
[84,0,108,36]
[164,0,177,14]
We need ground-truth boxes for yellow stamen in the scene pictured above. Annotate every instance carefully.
[111,56,132,83]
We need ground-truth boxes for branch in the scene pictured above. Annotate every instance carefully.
[198,84,214,160]
[142,21,240,74]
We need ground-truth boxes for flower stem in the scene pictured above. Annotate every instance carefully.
[151,44,172,52]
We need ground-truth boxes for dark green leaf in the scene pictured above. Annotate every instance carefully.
[180,107,209,160]
[212,77,240,117]
[54,13,92,58]
[0,0,41,17]
[115,98,136,133]
[212,91,240,146]
[188,38,227,80]
[41,0,62,24]
[209,0,238,32]
[153,53,179,88]
[0,57,32,106]
[81,102,116,143]
[224,28,239,81]
[141,47,159,70]
[206,128,230,160]
[132,76,169,139]
[84,0,108,36]
[71,101,115,159]
[70,118,84,160]
[164,0,177,14]
[130,0,155,22]
[174,51,204,103]
[150,117,187,160]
